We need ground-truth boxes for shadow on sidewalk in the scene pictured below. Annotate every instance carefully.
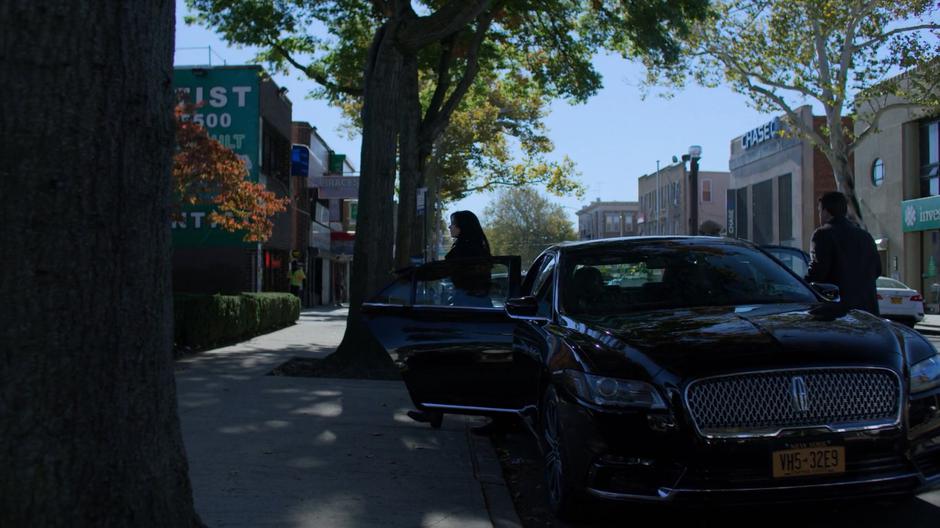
[176,371,490,527]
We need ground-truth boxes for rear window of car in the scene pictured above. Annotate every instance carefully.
[876,277,908,289]
[560,242,817,316]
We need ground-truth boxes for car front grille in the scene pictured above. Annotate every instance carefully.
[685,368,900,438]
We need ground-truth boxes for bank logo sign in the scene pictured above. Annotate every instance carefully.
[901,196,940,233]
[741,117,781,150]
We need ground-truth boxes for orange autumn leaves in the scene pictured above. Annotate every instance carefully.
[172,103,288,242]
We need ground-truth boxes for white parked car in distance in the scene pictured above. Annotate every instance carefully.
[877,276,925,327]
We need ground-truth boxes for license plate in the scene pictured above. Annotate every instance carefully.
[772,446,845,478]
[891,296,903,304]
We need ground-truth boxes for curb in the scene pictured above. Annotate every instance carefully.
[466,418,524,528]
[916,325,940,336]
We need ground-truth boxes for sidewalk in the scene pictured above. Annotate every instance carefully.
[916,314,940,334]
[175,307,520,528]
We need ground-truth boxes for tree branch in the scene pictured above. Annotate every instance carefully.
[812,18,836,110]
[422,35,458,131]
[835,1,866,103]
[743,79,830,150]
[419,10,495,146]
[855,23,940,51]
[714,51,818,99]
[708,45,819,101]
[398,0,492,52]
[270,42,363,97]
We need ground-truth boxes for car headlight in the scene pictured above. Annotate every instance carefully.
[911,355,940,394]
[561,370,667,410]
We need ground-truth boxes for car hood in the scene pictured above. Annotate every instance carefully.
[566,303,903,385]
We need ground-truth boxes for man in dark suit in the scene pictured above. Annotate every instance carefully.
[806,191,882,314]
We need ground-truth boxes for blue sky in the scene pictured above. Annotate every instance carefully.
[174,1,775,224]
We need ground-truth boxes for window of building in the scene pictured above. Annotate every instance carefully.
[751,180,773,245]
[921,120,939,196]
[702,179,712,203]
[778,174,792,241]
[735,188,748,240]
[604,213,621,232]
[673,182,680,205]
[871,158,884,187]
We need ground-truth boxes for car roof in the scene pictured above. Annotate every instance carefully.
[546,236,755,253]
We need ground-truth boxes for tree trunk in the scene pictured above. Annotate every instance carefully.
[826,115,864,225]
[424,151,445,260]
[333,21,402,369]
[0,2,202,526]
[395,53,421,270]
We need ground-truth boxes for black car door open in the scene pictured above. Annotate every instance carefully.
[362,256,539,415]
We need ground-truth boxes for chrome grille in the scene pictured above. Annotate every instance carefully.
[685,368,900,437]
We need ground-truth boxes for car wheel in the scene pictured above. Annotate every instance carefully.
[541,386,583,520]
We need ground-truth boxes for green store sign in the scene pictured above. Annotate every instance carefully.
[902,195,940,233]
[172,66,262,248]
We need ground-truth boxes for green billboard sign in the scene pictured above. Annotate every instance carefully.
[902,195,940,233]
[172,66,261,248]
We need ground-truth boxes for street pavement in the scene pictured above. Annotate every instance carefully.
[916,313,940,334]
[175,307,519,528]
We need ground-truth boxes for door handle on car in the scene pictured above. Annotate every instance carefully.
[479,349,513,363]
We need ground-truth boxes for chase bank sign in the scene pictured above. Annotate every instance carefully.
[741,118,781,150]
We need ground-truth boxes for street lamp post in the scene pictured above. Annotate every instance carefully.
[684,145,702,234]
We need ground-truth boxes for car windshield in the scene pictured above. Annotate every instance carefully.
[763,247,808,277]
[560,242,817,317]
[876,277,909,289]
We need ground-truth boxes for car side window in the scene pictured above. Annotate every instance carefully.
[414,258,512,308]
[369,276,411,305]
[535,271,555,318]
[531,257,556,317]
[529,256,555,298]
[521,256,545,296]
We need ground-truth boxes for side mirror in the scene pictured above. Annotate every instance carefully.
[505,296,549,321]
[811,282,840,302]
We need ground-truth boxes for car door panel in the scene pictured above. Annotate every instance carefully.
[363,256,539,414]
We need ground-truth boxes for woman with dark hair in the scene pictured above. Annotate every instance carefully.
[446,210,491,259]
[445,211,493,307]
[408,211,509,434]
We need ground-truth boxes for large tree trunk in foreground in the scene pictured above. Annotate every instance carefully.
[333,21,403,370]
[395,53,422,270]
[0,1,202,526]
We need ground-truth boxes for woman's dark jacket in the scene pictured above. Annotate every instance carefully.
[445,241,491,295]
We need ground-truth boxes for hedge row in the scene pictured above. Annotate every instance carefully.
[174,292,300,351]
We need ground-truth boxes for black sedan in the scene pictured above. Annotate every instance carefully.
[362,237,940,518]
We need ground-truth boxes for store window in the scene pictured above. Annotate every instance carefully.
[735,187,749,240]
[751,179,773,245]
[604,212,621,233]
[778,174,792,241]
[702,179,712,203]
[871,158,884,187]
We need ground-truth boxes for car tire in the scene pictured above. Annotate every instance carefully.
[541,385,584,520]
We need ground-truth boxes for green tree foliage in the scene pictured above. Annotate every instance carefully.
[642,0,939,223]
[484,187,577,268]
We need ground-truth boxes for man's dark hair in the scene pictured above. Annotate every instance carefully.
[819,191,848,217]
